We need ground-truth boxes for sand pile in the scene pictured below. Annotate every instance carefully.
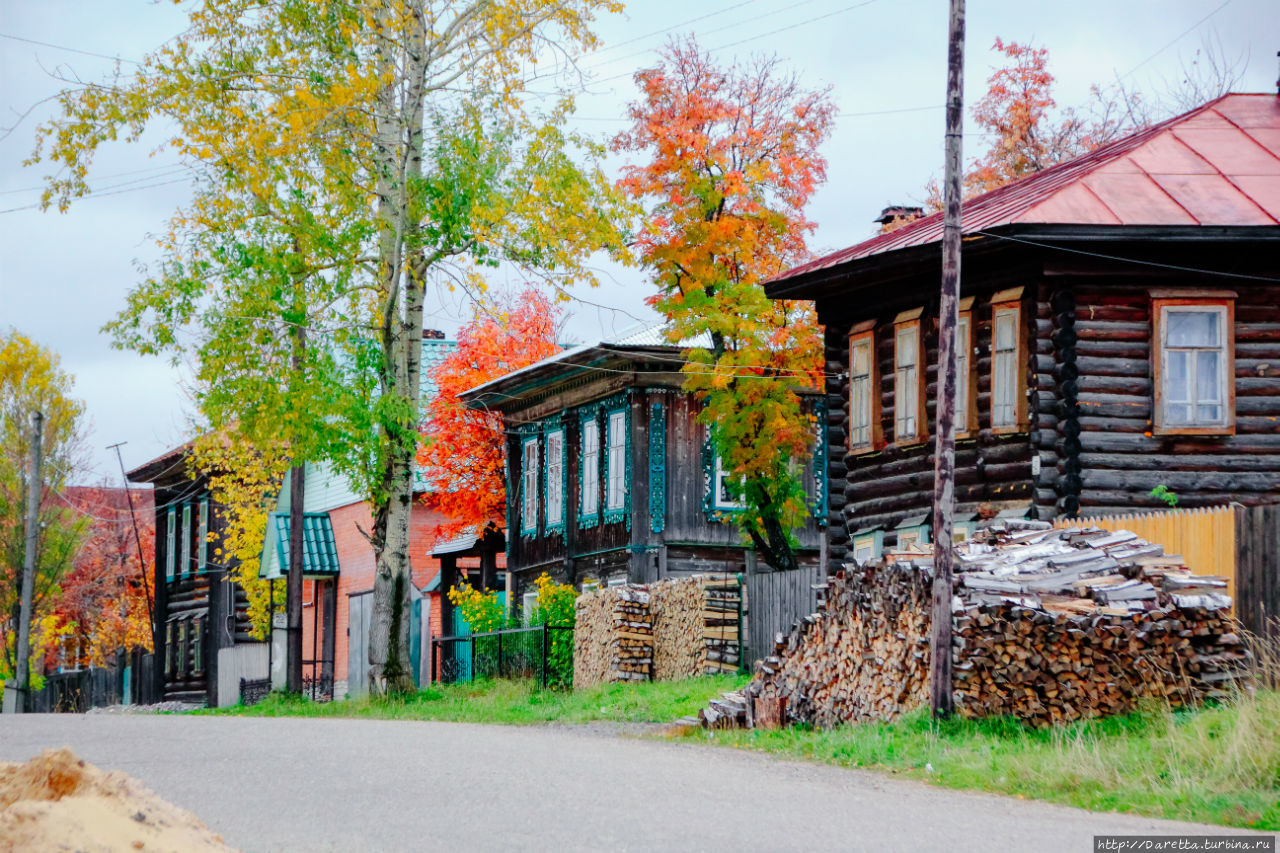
[0,748,236,852]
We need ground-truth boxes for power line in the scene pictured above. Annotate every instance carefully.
[0,31,141,65]
[588,0,762,57]
[0,176,190,215]
[0,162,189,196]
[1117,0,1232,80]
[592,0,883,85]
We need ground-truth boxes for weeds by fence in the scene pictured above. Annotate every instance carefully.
[433,625,573,688]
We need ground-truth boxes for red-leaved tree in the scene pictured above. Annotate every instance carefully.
[50,487,155,668]
[613,37,834,571]
[417,289,561,543]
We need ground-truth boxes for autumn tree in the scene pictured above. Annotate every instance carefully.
[614,38,834,572]
[31,0,630,695]
[50,487,155,667]
[0,331,89,682]
[417,288,561,543]
[925,37,1243,207]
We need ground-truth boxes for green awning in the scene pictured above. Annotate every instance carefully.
[272,512,341,578]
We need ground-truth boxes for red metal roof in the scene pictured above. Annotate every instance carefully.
[775,94,1280,283]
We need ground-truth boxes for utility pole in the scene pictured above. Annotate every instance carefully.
[13,412,44,712]
[286,266,307,694]
[930,0,965,719]
[287,461,305,693]
[109,441,156,650]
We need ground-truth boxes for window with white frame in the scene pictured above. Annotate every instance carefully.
[165,508,176,580]
[581,418,600,518]
[992,304,1021,429]
[197,499,209,573]
[1155,301,1233,433]
[545,428,565,528]
[521,438,539,534]
[522,591,539,626]
[712,454,744,510]
[849,331,875,450]
[894,320,922,442]
[606,409,626,512]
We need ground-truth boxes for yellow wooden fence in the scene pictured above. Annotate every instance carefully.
[1053,506,1237,607]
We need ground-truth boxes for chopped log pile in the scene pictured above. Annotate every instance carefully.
[697,521,1249,729]
[651,576,742,680]
[575,576,744,688]
[574,587,653,687]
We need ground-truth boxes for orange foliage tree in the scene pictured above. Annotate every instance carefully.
[50,487,155,667]
[613,37,834,571]
[417,289,561,543]
[928,38,1136,207]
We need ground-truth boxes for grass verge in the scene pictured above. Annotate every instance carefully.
[206,674,748,727]
[684,691,1279,830]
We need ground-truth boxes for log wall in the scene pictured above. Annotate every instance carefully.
[1057,279,1280,514]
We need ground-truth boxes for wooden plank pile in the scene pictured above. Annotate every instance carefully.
[573,587,653,687]
[650,576,742,680]
[697,521,1249,729]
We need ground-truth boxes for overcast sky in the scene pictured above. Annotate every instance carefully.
[1,0,1275,483]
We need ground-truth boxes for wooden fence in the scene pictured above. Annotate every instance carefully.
[1056,504,1279,642]
[744,565,824,667]
[1055,506,1237,600]
[1236,504,1280,647]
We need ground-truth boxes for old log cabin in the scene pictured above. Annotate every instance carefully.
[765,93,1280,564]
[459,328,827,607]
[128,441,264,706]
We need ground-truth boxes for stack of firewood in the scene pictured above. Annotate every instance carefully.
[701,577,742,676]
[573,586,654,687]
[697,521,1248,730]
[650,575,742,680]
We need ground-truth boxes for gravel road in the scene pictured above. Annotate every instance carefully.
[0,715,1260,852]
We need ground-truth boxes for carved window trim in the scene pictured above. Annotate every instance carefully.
[520,436,539,536]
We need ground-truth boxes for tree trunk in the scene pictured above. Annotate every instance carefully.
[367,3,428,697]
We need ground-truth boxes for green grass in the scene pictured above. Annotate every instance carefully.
[686,691,1280,830]
[207,674,748,726]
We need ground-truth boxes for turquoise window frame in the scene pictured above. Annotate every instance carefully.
[544,423,567,535]
[180,503,192,577]
[197,499,209,573]
[601,399,630,527]
[953,520,978,542]
[165,508,176,581]
[578,407,602,529]
[520,435,539,537]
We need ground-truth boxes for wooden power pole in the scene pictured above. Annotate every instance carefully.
[13,411,44,711]
[930,0,966,719]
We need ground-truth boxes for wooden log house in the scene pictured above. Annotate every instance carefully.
[765,94,1280,564]
[459,329,827,606]
[128,442,262,705]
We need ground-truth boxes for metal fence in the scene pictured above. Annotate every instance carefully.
[432,625,573,688]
